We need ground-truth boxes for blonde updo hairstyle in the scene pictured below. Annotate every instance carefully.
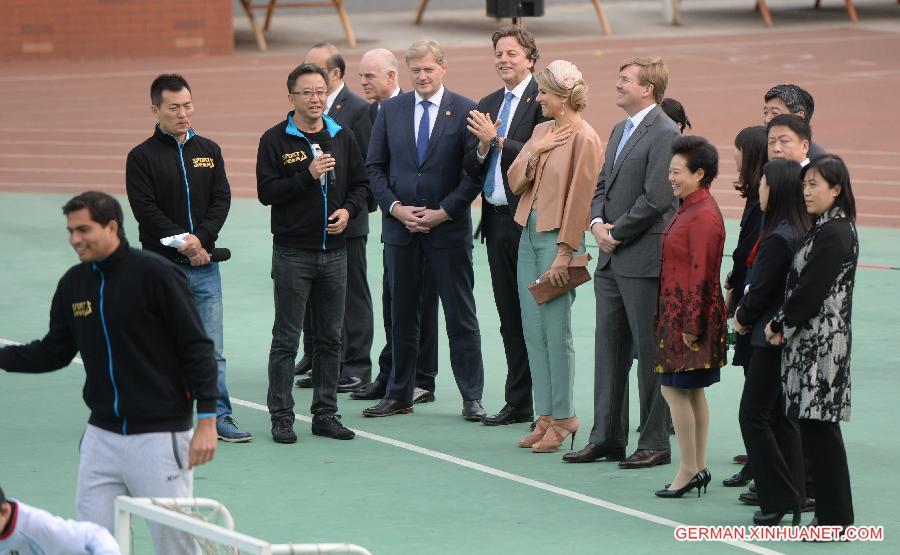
[534,60,588,112]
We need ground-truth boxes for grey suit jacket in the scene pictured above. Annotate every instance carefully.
[591,105,680,278]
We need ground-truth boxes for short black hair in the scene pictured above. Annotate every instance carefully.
[62,191,125,239]
[150,74,191,106]
[761,159,810,241]
[765,84,814,122]
[311,42,345,78]
[671,135,718,187]
[734,125,768,199]
[802,154,857,222]
[287,63,329,93]
[661,98,691,133]
[767,114,812,144]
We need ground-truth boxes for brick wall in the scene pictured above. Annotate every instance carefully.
[0,0,233,61]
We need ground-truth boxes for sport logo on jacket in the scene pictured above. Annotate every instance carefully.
[281,151,308,165]
[72,300,93,317]
[192,157,215,169]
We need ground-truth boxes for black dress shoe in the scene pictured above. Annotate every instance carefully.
[754,507,801,526]
[311,413,355,440]
[295,375,312,388]
[732,454,749,464]
[739,491,760,506]
[294,355,312,375]
[349,380,386,400]
[619,448,672,469]
[337,376,365,393]
[562,443,626,463]
[801,498,815,513]
[362,398,413,417]
[413,387,435,404]
[723,472,752,487]
[462,400,486,421]
[482,404,534,426]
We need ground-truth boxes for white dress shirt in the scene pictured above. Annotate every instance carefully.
[482,74,532,206]
[414,85,445,144]
[325,82,344,114]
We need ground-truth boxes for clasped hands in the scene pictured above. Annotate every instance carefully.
[393,204,449,233]
[177,234,210,267]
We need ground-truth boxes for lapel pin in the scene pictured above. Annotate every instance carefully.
[526,97,532,103]
[445,110,452,117]
[335,103,342,110]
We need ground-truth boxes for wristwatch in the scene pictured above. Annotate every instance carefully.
[489,135,501,151]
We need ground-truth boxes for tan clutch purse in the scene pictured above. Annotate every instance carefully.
[527,253,592,305]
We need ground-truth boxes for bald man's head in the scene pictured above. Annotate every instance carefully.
[359,48,399,102]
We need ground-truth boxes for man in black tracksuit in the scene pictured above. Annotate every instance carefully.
[126,73,251,444]
[257,63,369,444]
[0,192,217,554]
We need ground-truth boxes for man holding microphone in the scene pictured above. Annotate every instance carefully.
[257,63,370,444]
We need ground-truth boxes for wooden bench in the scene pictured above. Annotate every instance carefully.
[240,0,356,51]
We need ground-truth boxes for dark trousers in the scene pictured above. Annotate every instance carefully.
[375,249,439,390]
[484,208,531,410]
[267,245,346,419]
[739,347,804,513]
[384,238,484,402]
[799,419,854,526]
[300,235,374,381]
[590,266,670,450]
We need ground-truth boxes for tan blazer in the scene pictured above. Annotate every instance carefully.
[507,119,604,250]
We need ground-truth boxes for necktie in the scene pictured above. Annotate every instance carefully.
[416,99,431,165]
[614,118,635,164]
[483,91,516,197]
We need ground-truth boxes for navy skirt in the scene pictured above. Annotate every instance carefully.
[660,367,721,389]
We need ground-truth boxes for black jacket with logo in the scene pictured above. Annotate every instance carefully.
[126,125,231,263]
[0,240,218,434]
[256,113,370,250]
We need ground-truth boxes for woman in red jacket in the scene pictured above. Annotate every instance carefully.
[654,135,727,498]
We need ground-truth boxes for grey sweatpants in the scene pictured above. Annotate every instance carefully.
[76,424,199,554]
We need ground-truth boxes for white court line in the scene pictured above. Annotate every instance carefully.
[228,398,784,555]
[0,334,780,554]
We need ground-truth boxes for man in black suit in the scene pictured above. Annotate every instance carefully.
[351,48,440,405]
[762,84,825,159]
[294,42,376,392]
[365,40,486,420]
[462,28,546,426]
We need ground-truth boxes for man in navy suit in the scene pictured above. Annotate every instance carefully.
[365,40,486,420]
[294,42,376,393]
[351,48,440,405]
[463,27,547,426]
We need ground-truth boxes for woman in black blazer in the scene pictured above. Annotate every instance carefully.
[723,125,767,487]
[734,159,810,525]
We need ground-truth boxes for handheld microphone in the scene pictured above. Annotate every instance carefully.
[210,248,231,262]
[320,138,336,183]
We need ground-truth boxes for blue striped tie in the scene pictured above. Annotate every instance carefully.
[483,91,516,197]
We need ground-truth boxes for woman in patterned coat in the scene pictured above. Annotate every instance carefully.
[766,154,858,528]
[654,135,727,498]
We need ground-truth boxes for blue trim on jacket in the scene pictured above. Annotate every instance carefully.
[90,262,127,435]
[158,124,197,233]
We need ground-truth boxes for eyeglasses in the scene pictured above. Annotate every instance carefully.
[291,89,328,99]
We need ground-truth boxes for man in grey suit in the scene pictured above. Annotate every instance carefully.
[564,57,678,468]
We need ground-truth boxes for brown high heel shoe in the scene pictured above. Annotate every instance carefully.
[532,416,579,453]
[518,416,552,448]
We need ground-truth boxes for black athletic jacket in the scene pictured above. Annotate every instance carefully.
[256,113,369,250]
[0,240,218,434]
[126,125,231,263]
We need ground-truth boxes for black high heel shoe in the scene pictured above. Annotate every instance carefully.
[699,468,711,493]
[655,473,704,498]
[753,507,801,526]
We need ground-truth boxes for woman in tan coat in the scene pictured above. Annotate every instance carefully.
[507,60,603,452]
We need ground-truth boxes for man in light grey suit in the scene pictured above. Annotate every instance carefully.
[563,57,678,468]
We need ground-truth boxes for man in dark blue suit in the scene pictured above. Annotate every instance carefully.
[365,40,486,420]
